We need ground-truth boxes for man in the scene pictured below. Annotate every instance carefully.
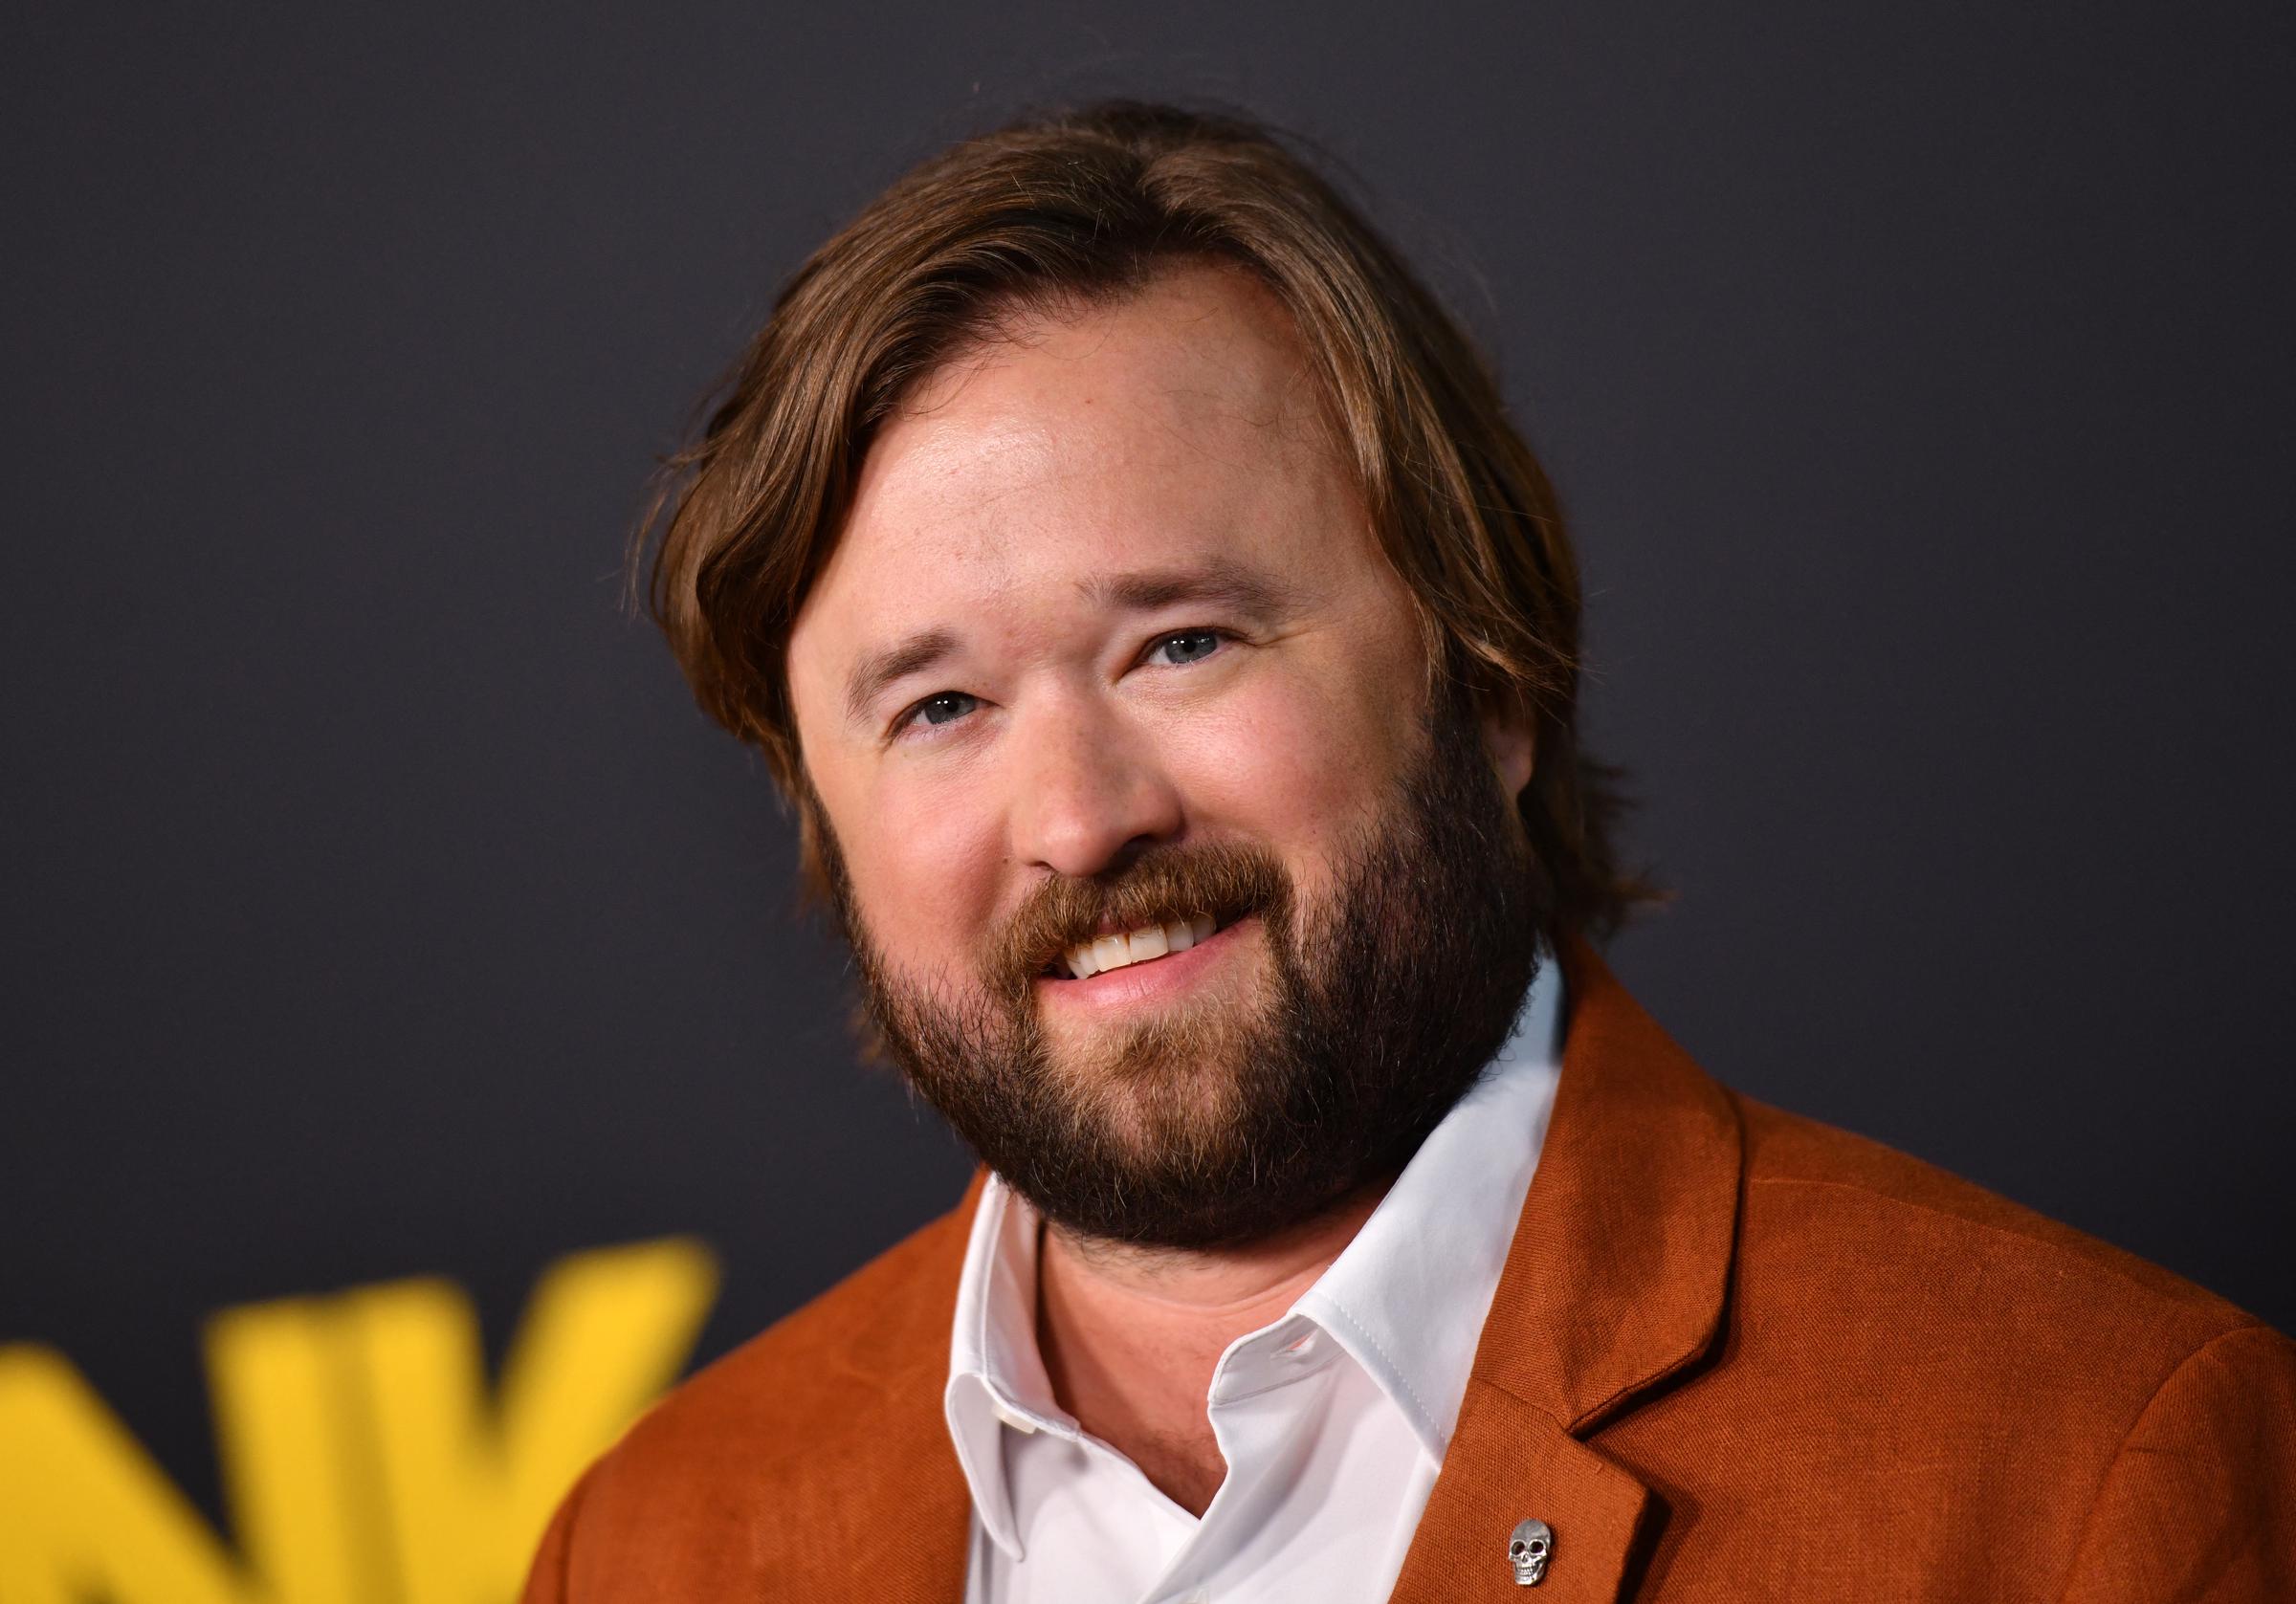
[524,101,2293,1601]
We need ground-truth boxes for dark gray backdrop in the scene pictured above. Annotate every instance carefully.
[6,0,2290,1529]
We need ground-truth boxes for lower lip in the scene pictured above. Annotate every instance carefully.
[1036,917,1257,1012]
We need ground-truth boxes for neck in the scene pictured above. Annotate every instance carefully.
[1032,1177,1392,1516]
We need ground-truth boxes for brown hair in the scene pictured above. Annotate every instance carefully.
[635,99,1654,940]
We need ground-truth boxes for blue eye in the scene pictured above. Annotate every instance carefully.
[1148,629,1224,667]
[908,691,980,729]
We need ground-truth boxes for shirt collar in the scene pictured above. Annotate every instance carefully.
[944,1170,1068,1556]
[1293,953,1564,1455]
[943,951,1567,1557]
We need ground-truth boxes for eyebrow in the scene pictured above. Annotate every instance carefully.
[1083,558,1301,620]
[844,626,959,725]
[841,558,1302,727]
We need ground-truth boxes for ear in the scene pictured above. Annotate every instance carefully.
[1478,692,1537,804]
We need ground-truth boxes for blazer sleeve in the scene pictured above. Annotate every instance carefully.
[2056,1323,2296,1602]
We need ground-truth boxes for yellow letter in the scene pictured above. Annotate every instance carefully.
[0,1239,716,1604]
[343,1238,718,1604]
[0,1345,257,1604]
[205,1294,374,1604]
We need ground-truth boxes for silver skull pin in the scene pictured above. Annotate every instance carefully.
[1507,1518,1554,1586]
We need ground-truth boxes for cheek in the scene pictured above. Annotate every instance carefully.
[1167,654,1419,882]
[816,757,1009,974]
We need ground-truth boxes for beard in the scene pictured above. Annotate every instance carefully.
[816,686,1550,1250]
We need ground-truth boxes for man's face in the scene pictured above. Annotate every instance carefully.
[785,262,1544,1246]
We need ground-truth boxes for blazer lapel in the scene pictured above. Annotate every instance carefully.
[773,1169,987,1604]
[1387,936,1744,1603]
[803,1351,975,1603]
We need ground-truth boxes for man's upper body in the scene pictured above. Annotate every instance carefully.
[523,936,2295,1601]
[541,100,2295,1602]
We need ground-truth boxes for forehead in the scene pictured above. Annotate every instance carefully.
[792,262,1371,654]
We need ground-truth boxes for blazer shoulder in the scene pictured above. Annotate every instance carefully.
[1732,1091,2263,1352]
[522,1186,982,1598]
[583,1184,976,1507]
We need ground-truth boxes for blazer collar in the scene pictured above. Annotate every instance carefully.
[1473,934,1742,1430]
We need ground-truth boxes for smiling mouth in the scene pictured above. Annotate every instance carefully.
[1049,912,1222,980]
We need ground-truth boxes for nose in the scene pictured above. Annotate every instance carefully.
[1005,697,1182,879]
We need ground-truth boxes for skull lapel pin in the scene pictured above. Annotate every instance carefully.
[1507,1518,1554,1586]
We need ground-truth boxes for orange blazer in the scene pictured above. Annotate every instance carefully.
[522,939,2296,1601]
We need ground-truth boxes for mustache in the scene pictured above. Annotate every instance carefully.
[987,840,1291,988]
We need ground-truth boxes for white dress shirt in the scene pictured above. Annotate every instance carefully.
[944,956,1565,1604]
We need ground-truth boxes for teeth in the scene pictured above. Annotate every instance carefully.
[1065,913,1217,978]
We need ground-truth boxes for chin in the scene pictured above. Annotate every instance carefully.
[1047,1021,1253,1118]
